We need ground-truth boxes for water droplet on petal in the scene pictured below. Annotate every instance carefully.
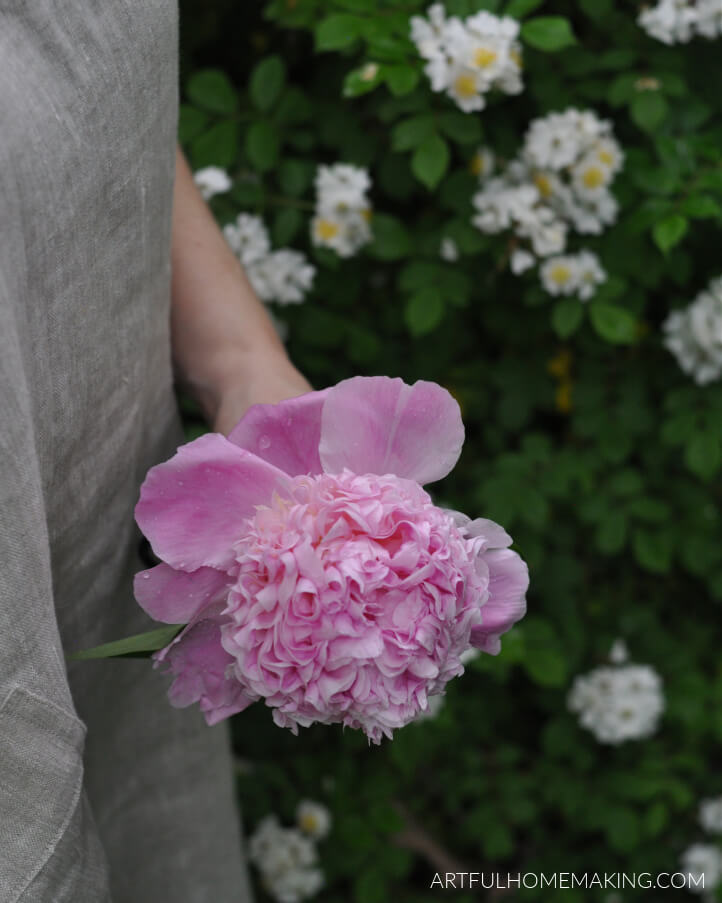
[259,435,271,451]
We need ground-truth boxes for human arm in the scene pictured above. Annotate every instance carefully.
[169,147,311,435]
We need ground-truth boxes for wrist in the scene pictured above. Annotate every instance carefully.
[213,358,313,435]
[211,344,290,391]
[178,347,312,435]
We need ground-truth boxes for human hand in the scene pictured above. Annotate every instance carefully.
[212,354,312,436]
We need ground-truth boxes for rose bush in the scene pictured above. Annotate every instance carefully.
[176,1,722,900]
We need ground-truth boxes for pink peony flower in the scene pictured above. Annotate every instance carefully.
[134,377,528,742]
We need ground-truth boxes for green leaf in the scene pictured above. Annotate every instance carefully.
[343,63,384,98]
[295,308,345,348]
[482,823,514,859]
[657,71,686,96]
[385,65,420,96]
[505,0,544,16]
[596,511,628,554]
[245,120,280,172]
[653,214,688,253]
[405,287,444,336]
[367,213,411,260]
[398,260,441,293]
[391,115,435,151]
[552,298,584,338]
[249,55,286,111]
[272,207,302,246]
[685,431,721,480]
[589,303,637,344]
[599,48,637,69]
[542,718,579,759]
[230,178,263,207]
[682,195,721,219]
[412,134,449,190]
[579,0,613,19]
[276,87,313,125]
[633,529,673,574]
[644,802,669,837]
[68,625,184,661]
[345,324,381,365]
[334,0,376,9]
[438,111,482,145]
[521,17,576,51]
[354,868,388,903]
[439,268,472,306]
[187,69,238,115]
[630,92,668,132]
[278,158,313,196]
[178,105,210,145]
[607,74,636,108]
[522,618,567,687]
[609,469,643,497]
[662,411,697,445]
[628,498,670,523]
[604,808,640,853]
[316,14,361,51]
[190,120,239,169]
[444,219,485,253]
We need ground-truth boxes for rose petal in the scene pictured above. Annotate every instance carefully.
[156,616,255,725]
[469,549,529,654]
[135,433,291,571]
[318,376,464,484]
[228,389,330,476]
[133,563,230,624]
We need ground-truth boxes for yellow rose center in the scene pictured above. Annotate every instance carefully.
[582,167,605,189]
[361,207,372,223]
[550,265,572,285]
[555,380,572,414]
[454,74,478,98]
[299,813,318,833]
[598,149,614,166]
[473,47,497,68]
[316,219,340,241]
[534,172,553,198]
[510,48,522,68]
[547,349,572,379]
[470,153,485,176]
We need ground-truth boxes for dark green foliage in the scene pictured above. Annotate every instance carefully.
[178,1,722,899]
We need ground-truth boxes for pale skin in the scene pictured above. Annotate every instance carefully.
[170,148,311,435]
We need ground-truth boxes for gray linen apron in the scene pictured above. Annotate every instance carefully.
[0,3,253,900]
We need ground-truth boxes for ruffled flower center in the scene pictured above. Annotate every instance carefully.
[220,469,488,741]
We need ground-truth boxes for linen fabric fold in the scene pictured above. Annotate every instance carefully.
[0,3,252,900]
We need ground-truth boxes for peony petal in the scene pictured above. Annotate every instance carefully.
[156,616,255,725]
[450,513,513,549]
[228,389,330,476]
[133,563,230,624]
[135,433,291,571]
[330,633,384,661]
[318,376,464,484]
[469,549,529,654]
